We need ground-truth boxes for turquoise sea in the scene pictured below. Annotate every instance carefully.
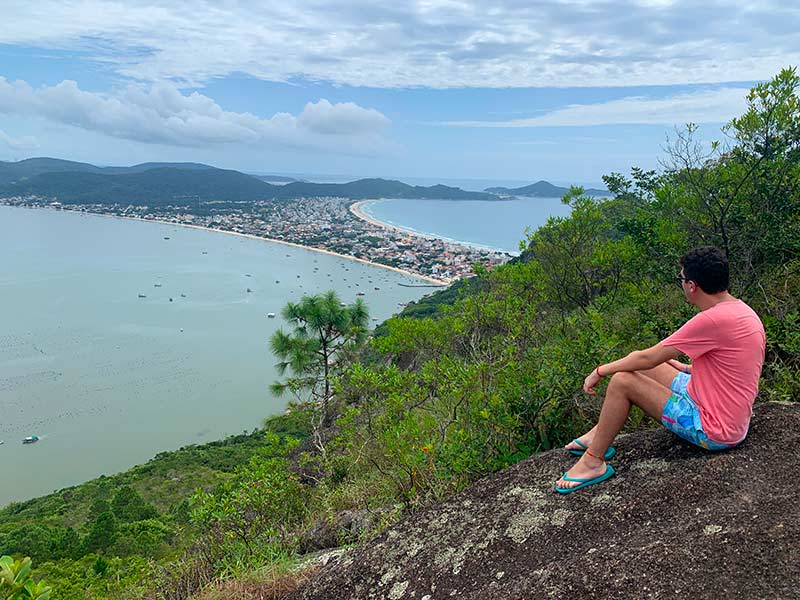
[0,206,431,507]
[361,196,573,254]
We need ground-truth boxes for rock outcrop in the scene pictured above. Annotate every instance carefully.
[291,402,799,600]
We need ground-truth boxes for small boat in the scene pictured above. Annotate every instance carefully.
[340,302,347,307]
[0,440,4,445]
[22,435,39,444]
[374,287,380,290]
[245,274,252,277]
[154,283,162,288]
[267,313,276,318]
[246,288,252,293]
[356,291,365,296]
[138,294,147,298]
[169,298,173,302]
[202,251,208,255]
[180,294,187,298]
[164,236,170,240]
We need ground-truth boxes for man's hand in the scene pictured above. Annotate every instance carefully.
[667,359,692,374]
[583,368,603,394]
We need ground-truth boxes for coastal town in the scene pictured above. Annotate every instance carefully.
[0,195,512,283]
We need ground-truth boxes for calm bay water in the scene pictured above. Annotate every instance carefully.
[0,206,431,507]
[362,197,573,254]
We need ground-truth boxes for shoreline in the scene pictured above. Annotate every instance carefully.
[350,199,517,255]
[350,199,443,243]
[16,205,450,287]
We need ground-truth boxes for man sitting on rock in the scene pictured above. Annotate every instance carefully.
[555,246,765,493]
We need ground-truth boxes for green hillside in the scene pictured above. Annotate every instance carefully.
[0,168,499,204]
[0,410,312,599]
[0,158,218,185]
[272,178,497,200]
[0,158,105,185]
[0,167,274,205]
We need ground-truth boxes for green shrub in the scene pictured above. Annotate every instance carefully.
[0,555,52,599]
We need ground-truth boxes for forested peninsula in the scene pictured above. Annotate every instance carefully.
[3,69,799,600]
[0,160,499,204]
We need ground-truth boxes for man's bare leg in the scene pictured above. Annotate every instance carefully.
[564,363,679,451]
[556,371,673,489]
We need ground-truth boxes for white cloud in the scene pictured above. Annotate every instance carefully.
[441,87,749,127]
[297,99,390,135]
[1,1,798,89]
[0,78,393,154]
[0,128,39,151]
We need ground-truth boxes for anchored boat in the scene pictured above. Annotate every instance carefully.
[22,435,40,444]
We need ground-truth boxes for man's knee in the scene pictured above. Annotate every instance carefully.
[608,371,637,390]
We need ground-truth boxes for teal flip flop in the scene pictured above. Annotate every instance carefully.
[567,439,616,460]
[554,464,616,494]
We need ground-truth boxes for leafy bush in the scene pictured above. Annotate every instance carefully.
[0,555,52,599]
[191,454,307,558]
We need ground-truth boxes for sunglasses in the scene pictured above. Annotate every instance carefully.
[675,275,690,287]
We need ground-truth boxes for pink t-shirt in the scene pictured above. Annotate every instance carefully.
[662,299,765,444]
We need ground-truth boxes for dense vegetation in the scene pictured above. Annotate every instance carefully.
[0,158,216,185]
[4,69,799,598]
[0,412,312,599]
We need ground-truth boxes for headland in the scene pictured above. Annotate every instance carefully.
[0,195,512,284]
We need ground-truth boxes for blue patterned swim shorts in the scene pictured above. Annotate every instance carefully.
[660,372,738,451]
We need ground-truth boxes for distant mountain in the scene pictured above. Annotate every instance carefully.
[0,157,104,185]
[485,180,608,198]
[252,174,304,183]
[271,179,497,201]
[0,168,274,205]
[103,162,215,174]
[0,157,217,185]
[0,158,499,204]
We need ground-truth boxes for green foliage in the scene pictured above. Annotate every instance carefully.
[112,519,174,558]
[111,487,158,523]
[270,291,369,423]
[0,555,52,600]
[34,554,153,600]
[82,512,117,554]
[191,454,306,558]
[0,422,306,599]
[91,556,108,577]
[316,68,800,516]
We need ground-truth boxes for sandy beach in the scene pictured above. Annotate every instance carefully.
[350,199,444,242]
[350,199,513,254]
[50,206,450,287]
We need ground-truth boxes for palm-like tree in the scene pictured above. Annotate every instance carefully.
[270,291,368,423]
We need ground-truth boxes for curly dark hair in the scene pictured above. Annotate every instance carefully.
[680,246,729,294]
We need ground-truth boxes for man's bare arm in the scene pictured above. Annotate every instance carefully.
[583,343,681,394]
[600,343,681,376]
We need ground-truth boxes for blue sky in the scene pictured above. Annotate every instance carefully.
[1,1,797,185]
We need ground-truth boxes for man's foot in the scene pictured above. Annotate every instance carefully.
[555,454,607,490]
[564,426,597,452]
